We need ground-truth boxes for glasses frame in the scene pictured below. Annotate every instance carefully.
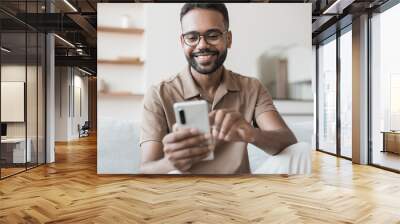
[182,29,229,47]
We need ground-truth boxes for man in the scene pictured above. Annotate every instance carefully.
[139,3,297,174]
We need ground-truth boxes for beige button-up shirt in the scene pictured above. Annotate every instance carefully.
[140,66,276,174]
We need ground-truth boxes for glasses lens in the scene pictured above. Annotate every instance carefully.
[184,33,199,46]
[205,31,223,45]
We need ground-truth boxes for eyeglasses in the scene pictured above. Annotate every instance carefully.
[182,29,228,47]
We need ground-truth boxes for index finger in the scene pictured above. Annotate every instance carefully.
[209,109,236,125]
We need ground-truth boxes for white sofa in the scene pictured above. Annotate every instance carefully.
[97,117,312,174]
[98,118,141,174]
[248,142,311,174]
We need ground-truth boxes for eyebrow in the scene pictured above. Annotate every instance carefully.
[182,28,223,36]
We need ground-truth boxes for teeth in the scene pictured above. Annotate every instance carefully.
[194,53,215,57]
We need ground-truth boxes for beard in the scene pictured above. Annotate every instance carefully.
[185,48,228,75]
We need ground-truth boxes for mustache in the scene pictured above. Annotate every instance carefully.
[192,49,218,57]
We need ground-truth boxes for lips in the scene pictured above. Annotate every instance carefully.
[196,54,216,63]
[192,51,218,64]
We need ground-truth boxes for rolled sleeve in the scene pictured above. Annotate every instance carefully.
[139,85,168,146]
[254,80,277,119]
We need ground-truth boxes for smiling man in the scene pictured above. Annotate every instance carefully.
[139,3,297,174]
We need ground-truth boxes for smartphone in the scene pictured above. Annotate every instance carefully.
[173,100,213,160]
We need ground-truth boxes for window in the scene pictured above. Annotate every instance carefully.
[370,2,400,171]
[339,28,352,158]
[0,1,47,179]
[317,36,337,154]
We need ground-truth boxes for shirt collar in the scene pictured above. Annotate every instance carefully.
[179,65,240,100]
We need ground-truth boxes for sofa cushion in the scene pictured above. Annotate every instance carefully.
[97,117,141,174]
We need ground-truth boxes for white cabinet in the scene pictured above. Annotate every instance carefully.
[1,138,32,163]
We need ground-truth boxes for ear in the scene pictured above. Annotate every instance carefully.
[226,31,232,49]
[180,34,185,47]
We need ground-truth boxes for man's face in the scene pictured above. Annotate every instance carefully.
[180,9,232,75]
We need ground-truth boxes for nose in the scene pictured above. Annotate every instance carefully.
[197,35,210,49]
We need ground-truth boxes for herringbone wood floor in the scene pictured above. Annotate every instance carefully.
[1,135,400,224]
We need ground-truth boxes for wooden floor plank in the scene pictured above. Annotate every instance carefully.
[0,135,400,223]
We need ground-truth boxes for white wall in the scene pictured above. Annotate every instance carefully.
[97,3,145,122]
[143,4,186,89]
[1,67,25,123]
[55,67,69,141]
[73,74,89,137]
[97,3,145,29]
[1,65,39,138]
[55,67,89,141]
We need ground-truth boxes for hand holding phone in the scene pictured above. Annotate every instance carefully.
[173,100,214,160]
[162,126,213,172]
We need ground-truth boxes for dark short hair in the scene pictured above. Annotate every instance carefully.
[180,3,229,30]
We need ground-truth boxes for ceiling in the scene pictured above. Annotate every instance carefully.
[0,0,392,75]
